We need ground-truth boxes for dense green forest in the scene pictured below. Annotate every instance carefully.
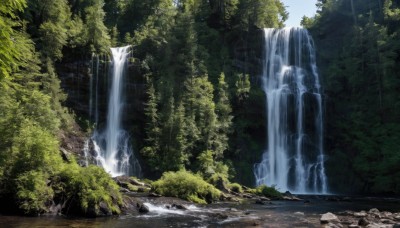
[303,0,400,194]
[0,0,399,216]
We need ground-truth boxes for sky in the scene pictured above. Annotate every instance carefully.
[281,0,318,27]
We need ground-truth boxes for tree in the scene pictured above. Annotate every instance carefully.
[0,0,27,79]
[84,1,111,53]
[236,0,288,30]
[214,73,233,158]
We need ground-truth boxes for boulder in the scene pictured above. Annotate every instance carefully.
[60,148,72,162]
[294,212,305,216]
[99,201,112,216]
[172,203,187,210]
[284,191,292,196]
[138,203,149,213]
[321,212,341,224]
[323,222,343,228]
[148,192,162,197]
[369,208,380,214]
[354,212,368,218]
[366,223,391,228]
[380,219,394,224]
[214,176,230,193]
[255,199,265,205]
[358,218,370,226]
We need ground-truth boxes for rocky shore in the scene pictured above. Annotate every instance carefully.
[321,209,400,228]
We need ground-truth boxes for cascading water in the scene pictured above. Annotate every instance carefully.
[254,28,327,194]
[88,46,141,177]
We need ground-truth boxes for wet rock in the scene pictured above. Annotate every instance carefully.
[48,202,63,215]
[284,191,292,196]
[323,222,343,228]
[283,196,301,201]
[138,204,149,213]
[294,212,305,216]
[340,210,355,216]
[99,201,112,216]
[355,212,368,217]
[293,219,312,227]
[393,224,400,228]
[227,208,238,212]
[120,188,130,193]
[369,208,380,214]
[358,218,370,226]
[212,212,228,219]
[242,193,254,199]
[214,176,230,193]
[255,199,265,205]
[380,219,394,224]
[172,203,187,210]
[342,197,352,202]
[113,176,131,189]
[130,178,146,186]
[327,197,340,202]
[259,196,270,201]
[381,212,393,219]
[60,147,72,162]
[339,217,354,225]
[148,192,161,197]
[321,212,341,224]
[349,224,360,228]
[366,223,391,228]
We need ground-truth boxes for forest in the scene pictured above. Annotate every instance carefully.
[0,0,399,217]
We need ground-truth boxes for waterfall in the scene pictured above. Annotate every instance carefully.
[254,28,327,194]
[89,46,141,177]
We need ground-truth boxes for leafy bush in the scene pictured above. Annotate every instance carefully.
[16,171,54,215]
[59,165,122,215]
[152,170,221,204]
[250,185,282,199]
[228,183,243,193]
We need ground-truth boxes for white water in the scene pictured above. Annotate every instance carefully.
[254,28,327,194]
[88,46,141,177]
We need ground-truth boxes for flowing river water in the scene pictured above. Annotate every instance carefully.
[1,196,399,227]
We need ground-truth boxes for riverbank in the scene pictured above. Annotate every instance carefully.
[1,194,400,227]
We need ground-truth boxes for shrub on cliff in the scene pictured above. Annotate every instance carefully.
[152,170,221,204]
[250,185,282,199]
[59,165,122,216]
[228,183,243,193]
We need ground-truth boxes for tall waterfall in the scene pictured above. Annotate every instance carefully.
[89,46,141,177]
[254,28,327,194]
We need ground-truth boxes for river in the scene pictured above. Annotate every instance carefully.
[1,196,399,227]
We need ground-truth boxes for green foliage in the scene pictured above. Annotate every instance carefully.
[249,185,282,199]
[228,182,243,193]
[11,121,62,175]
[152,170,221,204]
[307,0,400,194]
[59,165,122,215]
[84,2,111,53]
[16,171,53,215]
[236,0,288,29]
[0,0,27,79]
